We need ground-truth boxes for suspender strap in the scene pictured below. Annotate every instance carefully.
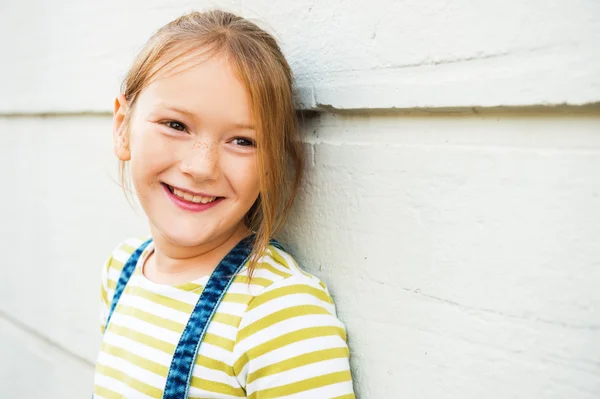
[104,235,285,398]
[162,235,257,399]
[105,238,152,331]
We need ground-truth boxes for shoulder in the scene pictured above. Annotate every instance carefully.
[236,243,345,336]
[103,237,148,276]
[232,245,350,387]
[236,244,336,310]
[100,237,149,302]
[99,237,149,333]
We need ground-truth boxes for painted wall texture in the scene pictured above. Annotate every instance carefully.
[0,1,599,398]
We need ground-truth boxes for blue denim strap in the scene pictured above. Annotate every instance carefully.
[105,238,153,330]
[162,235,265,399]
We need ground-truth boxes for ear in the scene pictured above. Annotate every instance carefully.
[113,94,131,161]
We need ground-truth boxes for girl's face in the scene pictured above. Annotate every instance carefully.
[114,54,259,247]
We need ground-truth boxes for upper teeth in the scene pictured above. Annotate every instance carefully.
[172,188,216,204]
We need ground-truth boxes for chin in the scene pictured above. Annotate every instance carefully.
[155,218,236,248]
[162,228,217,247]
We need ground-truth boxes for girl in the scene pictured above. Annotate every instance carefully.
[95,9,354,399]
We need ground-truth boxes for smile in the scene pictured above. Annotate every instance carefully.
[172,187,216,204]
[162,183,223,212]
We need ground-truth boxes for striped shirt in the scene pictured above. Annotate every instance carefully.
[94,237,355,399]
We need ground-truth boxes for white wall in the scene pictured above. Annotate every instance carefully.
[0,1,599,398]
[2,0,599,113]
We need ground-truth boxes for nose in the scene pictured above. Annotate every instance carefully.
[179,139,220,182]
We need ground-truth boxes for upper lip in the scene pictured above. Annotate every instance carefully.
[164,183,219,198]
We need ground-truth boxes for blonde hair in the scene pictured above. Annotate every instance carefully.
[119,10,304,275]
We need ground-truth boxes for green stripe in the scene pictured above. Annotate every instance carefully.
[96,364,163,398]
[212,312,242,327]
[94,385,123,399]
[233,275,273,287]
[189,377,246,397]
[238,305,331,342]
[256,261,292,278]
[177,281,204,292]
[247,347,350,384]
[269,248,309,277]
[247,285,333,312]
[195,354,236,377]
[234,326,346,374]
[126,285,193,313]
[107,324,175,354]
[119,243,137,254]
[222,293,252,304]
[203,333,235,351]
[248,370,352,399]
[103,343,168,376]
[117,304,184,333]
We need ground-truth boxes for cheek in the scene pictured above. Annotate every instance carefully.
[226,155,260,202]
[129,125,177,184]
[131,123,176,159]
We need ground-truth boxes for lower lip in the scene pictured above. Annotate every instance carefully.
[162,184,223,212]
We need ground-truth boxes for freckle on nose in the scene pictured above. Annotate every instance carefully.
[193,141,210,149]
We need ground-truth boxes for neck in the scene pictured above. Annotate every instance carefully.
[144,223,251,285]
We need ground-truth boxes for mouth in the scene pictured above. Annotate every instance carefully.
[161,183,224,211]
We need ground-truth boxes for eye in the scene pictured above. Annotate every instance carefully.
[162,120,187,132]
[231,137,256,148]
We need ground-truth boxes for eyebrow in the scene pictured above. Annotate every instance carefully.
[157,103,254,130]
[159,103,197,118]
[232,122,255,130]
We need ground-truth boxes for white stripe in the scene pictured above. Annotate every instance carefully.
[197,341,236,363]
[255,274,321,295]
[97,352,166,389]
[119,293,190,324]
[100,308,108,329]
[240,292,335,327]
[98,337,241,392]
[205,320,239,341]
[112,248,136,264]
[94,373,156,399]
[248,357,350,394]
[214,301,248,316]
[107,266,123,282]
[124,237,146,248]
[237,314,341,352]
[104,288,115,310]
[262,256,294,275]
[103,321,239,365]
[277,381,354,399]
[187,385,242,399]
[129,276,204,306]
[271,247,304,276]
[227,281,269,295]
[248,266,288,285]
[237,336,346,380]
[191,364,240,388]
[102,332,173,364]
[110,314,181,344]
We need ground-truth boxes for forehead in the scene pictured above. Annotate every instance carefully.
[136,52,253,125]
